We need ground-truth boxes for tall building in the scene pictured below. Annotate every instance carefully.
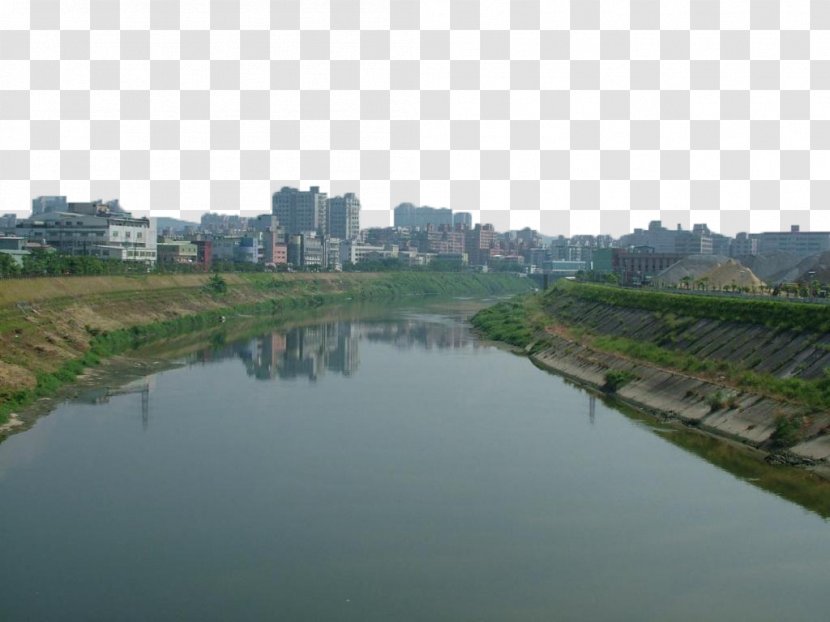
[328,193,361,240]
[393,203,453,228]
[453,212,472,229]
[465,224,496,266]
[272,186,328,236]
[31,195,68,215]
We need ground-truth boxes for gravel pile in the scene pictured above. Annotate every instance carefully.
[654,255,765,288]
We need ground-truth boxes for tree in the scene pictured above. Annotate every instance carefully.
[206,273,228,294]
[0,253,21,278]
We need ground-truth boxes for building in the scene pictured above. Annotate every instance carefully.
[299,234,324,267]
[252,214,280,233]
[263,230,288,265]
[675,230,713,255]
[543,260,589,276]
[425,227,465,255]
[340,241,397,265]
[465,224,496,266]
[211,236,242,262]
[324,237,342,271]
[272,186,328,236]
[0,236,29,266]
[236,235,261,264]
[201,213,249,234]
[594,248,683,285]
[31,195,67,215]
[156,240,197,264]
[0,214,17,231]
[393,203,453,229]
[453,212,472,229]
[15,201,157,264]
[730,232,758,257]
[328,193,361,240]
[286,233,328,268]
[755,225,830,256]
[193,239,213,269]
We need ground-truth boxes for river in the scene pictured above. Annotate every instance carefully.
[1,299,830,621]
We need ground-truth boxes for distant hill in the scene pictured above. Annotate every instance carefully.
[155,217,199,233]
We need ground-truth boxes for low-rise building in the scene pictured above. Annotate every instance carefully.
[0,236,29,266]
[0,214,18,232]
[340,241,398,265]
[157,240,198,264]
[755,225,830,256]
[14,202,157,265]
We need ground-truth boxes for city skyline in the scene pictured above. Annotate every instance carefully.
[7,186,830,239]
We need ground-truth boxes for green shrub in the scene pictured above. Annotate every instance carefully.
[769,414,806,450]
[603,369,635,393]
[707,390,727,412]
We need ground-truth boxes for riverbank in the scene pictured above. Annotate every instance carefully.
[0,271,532,432]
[472,284,830,477]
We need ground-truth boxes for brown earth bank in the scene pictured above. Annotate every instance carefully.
[0,271,531,433]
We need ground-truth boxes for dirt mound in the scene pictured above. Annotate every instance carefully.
[654,255,765,289]
[783,251,830,284]
[738,251,808,284]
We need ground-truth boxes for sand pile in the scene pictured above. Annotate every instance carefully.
[654,255,765,289]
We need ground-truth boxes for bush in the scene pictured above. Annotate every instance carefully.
[769,414,806,450]
[706,390,727,412]
[206,273,228,294]
[603,369,635,393]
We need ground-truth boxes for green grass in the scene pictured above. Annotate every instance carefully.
[550,281,830,333]
[470,293,548,349]
[603,369,635,393]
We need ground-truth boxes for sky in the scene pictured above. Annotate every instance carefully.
[1,0,829,236]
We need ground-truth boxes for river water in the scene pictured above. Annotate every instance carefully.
[2,300,830,621]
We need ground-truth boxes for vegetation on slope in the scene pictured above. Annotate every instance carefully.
[551,281,830,333]
[473,281,830,417]
[470,293,549,349]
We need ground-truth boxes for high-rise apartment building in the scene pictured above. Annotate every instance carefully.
[393,203,453,228]
[453,212,472,229]
[328,193,361,240]
[465,224,496,266]
[272,186,328,236]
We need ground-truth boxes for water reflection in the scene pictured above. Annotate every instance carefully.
[189,317,478,382]
[74,379,154,430]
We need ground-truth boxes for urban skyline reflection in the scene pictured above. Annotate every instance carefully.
[190,317,480,382]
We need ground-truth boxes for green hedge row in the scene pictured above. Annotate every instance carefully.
[551,281,830,333]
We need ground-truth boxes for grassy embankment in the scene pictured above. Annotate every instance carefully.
[470,292,548,349]
[473,281,830,414]
[0,271,531,426]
